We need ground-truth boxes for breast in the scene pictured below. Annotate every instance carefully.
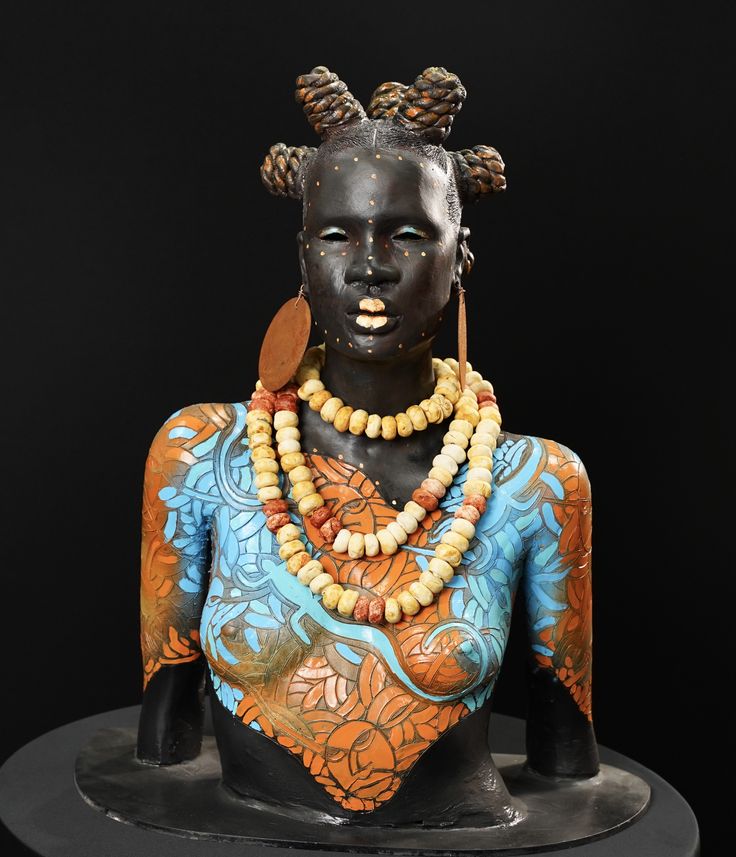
[201,451,512,811]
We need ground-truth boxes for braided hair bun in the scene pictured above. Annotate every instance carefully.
[259,65,506,207]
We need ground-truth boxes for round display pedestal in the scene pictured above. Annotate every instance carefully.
[0,704,699,856]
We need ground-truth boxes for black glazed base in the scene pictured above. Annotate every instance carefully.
[0,705,699,857]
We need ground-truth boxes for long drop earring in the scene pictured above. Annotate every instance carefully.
[456,281,468,391]
[258,283,312,392]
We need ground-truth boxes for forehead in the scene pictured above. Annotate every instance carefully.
[305,147,450,225]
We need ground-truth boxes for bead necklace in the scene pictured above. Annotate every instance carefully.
[246,345,502,625]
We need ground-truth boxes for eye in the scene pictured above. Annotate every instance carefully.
[318,227,349,242]
[393,227,430,241]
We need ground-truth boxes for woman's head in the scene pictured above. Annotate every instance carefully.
[260,66,506,363]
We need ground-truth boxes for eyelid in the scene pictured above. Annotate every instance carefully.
[318,227,348,239]
[394,226,430,239]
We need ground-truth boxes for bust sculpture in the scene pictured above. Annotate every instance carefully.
[135,64,599,828]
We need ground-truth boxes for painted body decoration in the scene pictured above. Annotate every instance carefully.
[140,400,593,811]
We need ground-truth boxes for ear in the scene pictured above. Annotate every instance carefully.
[297,230,309,295]
[453,226,473,285]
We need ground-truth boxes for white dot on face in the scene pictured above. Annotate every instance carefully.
[368,237,373,243]
[368,256,373,260]
[353,156,359,161]
[404,250,409,257]
[367,348,373,353]
[316,181,320,187]
[306,244,310,249]
[334,165,339,170]
[371,173,377,179]
[369,200,375,206]
[341,251,347,256]
[391,499,397,505]
[336,337,340,342]
[419,162,425,168]
[421,251,426,256]
[367,268,373,275]
[397,155,403,160]
[368,219,373,224]
[375,154,381,159]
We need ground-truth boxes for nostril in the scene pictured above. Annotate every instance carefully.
[368,284,382,297]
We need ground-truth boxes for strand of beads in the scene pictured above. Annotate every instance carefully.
[294,344,457,438]
[246,347,502,625]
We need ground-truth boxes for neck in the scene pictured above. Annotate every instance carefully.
[319,343,436,414]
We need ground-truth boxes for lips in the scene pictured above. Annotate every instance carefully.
[346,297,401,334]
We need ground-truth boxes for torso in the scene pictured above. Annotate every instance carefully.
[142,399,589,818]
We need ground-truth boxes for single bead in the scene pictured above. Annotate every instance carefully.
[252,445,276,461]
[274,411,299,430]
[332,528,352,553]
[442,530,470,553]
[279,538,305,561]
[249,432,271,448]
[476,419,500,436]
[263,498,288,516]
[409,581,434,607]
[435,542,462,566]
[266,512,291,533]
[463,494,487,515]
[480,406,502,426]
[381,415,397,440]
[277,438,301,456]
[298,493,325,515]
[286,551,311,574]
[274,396,298,413]
[431,393,454,419]
[422,477,446,498]
[310,572,334,594]
[253,458,279,474]
[349,409,369,435]
[406,405,428,431]
[443,430,468,448]
[396,511,418,535]
[376,529,399,555]
[404,500,428,522]
[455,504,481,524]
[397,591,421,616]
[433,453,458,475]
[428,466,453,487]
[333,405,354,432]
[291,479,317,502]
[396,412,414,437]
[280,451,306,471]
[468,456,493,472]
[441,443,466,465]
[309,389,332,411]
[297,560,323,585]
[337,588,360,617]
[467,467,492,484]
[364,532,380,556]
[419,398,443,423]
[387,521,408,545]
[348,531,366,559]
[275,426,300,442]
[420,571,444,594]
[321,583,344,609]
[353,595,371,622]
[368,598,385,624]
[366,414,383,438]
[449,419,473,438]
[320,517,342,543]
[429,557,455,581]
[451,518,476,540]
[298,378,325,400]
[276,523,301,544]
[384,597,402,623]
[463,479,491,499]
[257,486,282,502]
[412,488,438,511]
[309,504,332,527]
[288,464,312,484]
[320,397,344,423]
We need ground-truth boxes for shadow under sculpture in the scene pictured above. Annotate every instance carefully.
[127,65,630,843]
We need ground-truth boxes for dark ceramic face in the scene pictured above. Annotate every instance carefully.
[298,146,463,360]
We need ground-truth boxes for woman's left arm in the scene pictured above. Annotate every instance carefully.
[522,440,600,777]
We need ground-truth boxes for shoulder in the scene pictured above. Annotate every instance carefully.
[494,429,591,504]
[145,402,242,484]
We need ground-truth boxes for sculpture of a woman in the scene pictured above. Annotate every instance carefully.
[136,65,599,827]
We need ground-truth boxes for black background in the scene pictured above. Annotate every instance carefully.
[1,1,730,853]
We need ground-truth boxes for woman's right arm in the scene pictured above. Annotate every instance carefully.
[136,406,215,765]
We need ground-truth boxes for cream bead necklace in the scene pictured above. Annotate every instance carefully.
[247,345,502,625]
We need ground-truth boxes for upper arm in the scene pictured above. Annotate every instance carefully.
[522,439,593,720]
[140,403,227,689]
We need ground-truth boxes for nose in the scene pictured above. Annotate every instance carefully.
[345,234,400,291]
